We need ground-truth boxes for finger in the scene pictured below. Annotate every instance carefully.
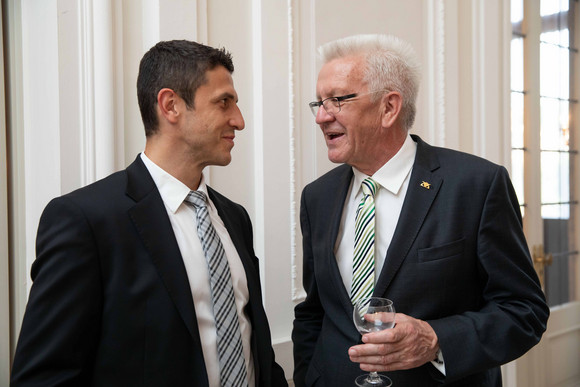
[359,356,427,372]
[355,351,424,372]
[349,343,389,357]
[350,354,391,368]
[361,325,400,344]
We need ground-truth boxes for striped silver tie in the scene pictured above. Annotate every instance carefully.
[351,178,378,304]
[185,191,249,387]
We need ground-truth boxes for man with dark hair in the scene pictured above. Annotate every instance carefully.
[11,40,287,387]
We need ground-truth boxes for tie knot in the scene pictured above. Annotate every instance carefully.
[185,190,207,209]
[361,178,378,198]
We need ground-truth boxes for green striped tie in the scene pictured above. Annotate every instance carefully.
[351,177,378,304]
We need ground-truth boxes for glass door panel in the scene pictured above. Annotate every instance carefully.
[538,1,578,307]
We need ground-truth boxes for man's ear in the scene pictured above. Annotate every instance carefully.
[381,91,403,128]
[157,88,180,125]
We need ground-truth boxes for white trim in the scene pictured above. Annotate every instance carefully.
[0,5,10,382]
[252,0,266,290]
[471,0,486,158]
[426,0,446,146]
[5,0,27,363]
[142,0,160,52]
[502,0,512,171]
[288,0,299,301]
[112,0,125,170]
[291,0,317,303]
[79,0,97,185]
[93,0,116,179]
[501,9,517,387]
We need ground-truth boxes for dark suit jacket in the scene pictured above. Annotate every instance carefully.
[11,156,287,387]
[292,135,549,386]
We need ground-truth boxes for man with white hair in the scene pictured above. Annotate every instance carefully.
[292,34,548,386]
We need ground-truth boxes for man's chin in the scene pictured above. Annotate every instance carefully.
[212,155,232,167]
[327,152,346,165]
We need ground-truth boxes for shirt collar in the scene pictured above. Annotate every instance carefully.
[140,152,210,213]
[352,133,417,195]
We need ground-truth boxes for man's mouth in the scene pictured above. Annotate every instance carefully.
[223,134,236,146]
[326,132,344,140]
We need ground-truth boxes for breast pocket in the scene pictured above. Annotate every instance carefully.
[417,238,465,263]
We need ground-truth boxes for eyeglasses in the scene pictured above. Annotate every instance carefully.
[308,90,388,117]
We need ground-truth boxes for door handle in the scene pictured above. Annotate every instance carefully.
[532,244,553,290]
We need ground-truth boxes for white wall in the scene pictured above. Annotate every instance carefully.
[5,0,511,384]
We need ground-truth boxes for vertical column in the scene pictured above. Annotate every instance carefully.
[57,0,120,187]
[22,0,61,288]
[93,0,118,179]
[470,0,510,164]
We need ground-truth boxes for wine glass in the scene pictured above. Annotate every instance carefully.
[352,297,395,387]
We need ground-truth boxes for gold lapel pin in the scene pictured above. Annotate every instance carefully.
[420,181,431,189]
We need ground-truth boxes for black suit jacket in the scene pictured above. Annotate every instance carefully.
[11,156,287,387]
[292,135,549,386]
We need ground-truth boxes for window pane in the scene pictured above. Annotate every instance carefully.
[511,148,525,210]
[540,99,570,151]
[540,40,570,100]
[512,0,524,35]
[544,219,575,306]
[511,38,524,92]
[511,92,524,149]
[511,0,523,23]
[541,151,570,219]
[541,0,569,16]
[541,29,570,47]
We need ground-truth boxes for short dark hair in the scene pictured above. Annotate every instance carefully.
[137,40,234,136]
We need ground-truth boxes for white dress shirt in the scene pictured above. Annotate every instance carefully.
[335,134,416,292]
[141,153,255,387]
[334,134,446,375]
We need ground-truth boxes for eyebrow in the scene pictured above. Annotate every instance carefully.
[214,92,238,103]
[315,89,342,101]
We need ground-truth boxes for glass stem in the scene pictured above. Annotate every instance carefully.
[368,371,381,382]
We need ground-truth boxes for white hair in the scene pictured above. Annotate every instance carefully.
[319,34,421,130]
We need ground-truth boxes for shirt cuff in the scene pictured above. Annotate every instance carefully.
[430,348,446,376]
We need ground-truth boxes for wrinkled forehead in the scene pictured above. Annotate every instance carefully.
[316,55,366,98]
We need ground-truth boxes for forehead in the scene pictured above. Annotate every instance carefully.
[316,55,366,97]
[196,65,238,99]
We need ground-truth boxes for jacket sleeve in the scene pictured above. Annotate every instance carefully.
[11,197,103,386]
[428,166,549,382]
[292,189,325,387]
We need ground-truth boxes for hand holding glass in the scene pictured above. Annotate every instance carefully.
[352,297,395,387]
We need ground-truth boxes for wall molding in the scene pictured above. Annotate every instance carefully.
[426,0,446,146]
[0,5,10,381]
[471,0,486,158]
[79,0,97,185]
[291,0,316,303]
[288,0,300,301]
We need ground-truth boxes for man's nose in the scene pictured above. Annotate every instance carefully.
[231,105,245,130]
[315,106,334,125]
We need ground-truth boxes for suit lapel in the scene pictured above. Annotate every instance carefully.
[325,167,358,317]
[125,157,200,342]
[374,136,442,297]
